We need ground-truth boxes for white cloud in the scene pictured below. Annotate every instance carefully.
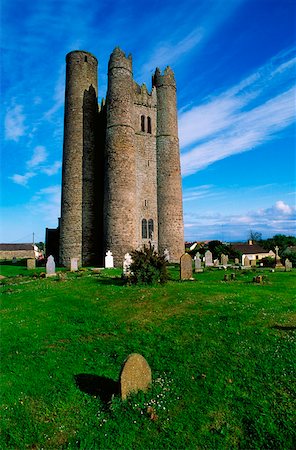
[28,185,61,222]
[10,172,36,187]
[27,145,48,168]
[5,104,26,141]
[275,200,293,215]
[180,49,296,176]
[42,161,62,176]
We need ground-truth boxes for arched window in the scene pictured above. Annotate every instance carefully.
[142,219,147,239]
[141,115,145,132]
[147,116,152,134]
[148,219,154,239]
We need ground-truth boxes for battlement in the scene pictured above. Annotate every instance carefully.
[133,82,157,107]
[108,47,133,73]
[152,66,176,88]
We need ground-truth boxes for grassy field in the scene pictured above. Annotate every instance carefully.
[0,264,295,449]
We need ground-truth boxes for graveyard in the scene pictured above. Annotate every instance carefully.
[1,261,295,449]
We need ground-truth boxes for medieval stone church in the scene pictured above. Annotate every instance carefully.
[47,48,184,267]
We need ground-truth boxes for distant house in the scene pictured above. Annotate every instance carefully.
[0,243,40,260]
[231,240,275,265]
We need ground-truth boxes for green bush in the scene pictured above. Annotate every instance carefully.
[129,244,168,285]
[261,256,275,267]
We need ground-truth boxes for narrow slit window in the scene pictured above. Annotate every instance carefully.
[141,115,145,132]
[147,116,152,134]
[84,55,88,62]
[148,219,154,239]
[142,219,148,239]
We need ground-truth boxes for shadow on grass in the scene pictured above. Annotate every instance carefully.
[96,277,125,286]
[271,325,296,331]
[74,374,119,403]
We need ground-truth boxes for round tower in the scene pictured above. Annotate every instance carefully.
[153,67,184,262]
[104,48,137,266]
[60,50,99,267]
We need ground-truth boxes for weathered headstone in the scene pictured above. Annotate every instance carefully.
[251,259,256,267]
[205,250,213,267]
[46,255,56,277]
[105,250,114,268]
[243,256,250,267]
[123,253,133,276]
[27,258,36,270]
[285,258,292,271]
[180,253,193,280]
[234,258,240,265]
[213,258,220,267]
[163,248,170,262]
[120,353,152,400]
[194,254,203,273]
[70,258,79,272]
[221,254,228,266]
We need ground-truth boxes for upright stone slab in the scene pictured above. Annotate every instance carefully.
[120,353,152,400]
[46,255,56,277]
[180,253,193,280]
[243,256,250,267]
[221,254,228,266]
[123,253,133,276]
[27,258,36,270]
[194,254,203,273]
[251,259,256,267]
[105,250,114,268]
[163,248,170,262]
[70,258,79,272]
[234,258,240,265]
[213,258,219,267]
[205,250,213,267]
[285,258,292,271]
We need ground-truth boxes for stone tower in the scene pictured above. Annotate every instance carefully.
[153,67,184,261]
[56,48,184,267]
[59,51,102,267]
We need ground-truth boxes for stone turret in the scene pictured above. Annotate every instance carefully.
[153,67,184,261]
[59,50,100,267]
[104,48,137,265]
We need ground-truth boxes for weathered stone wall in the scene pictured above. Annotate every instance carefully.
[104,48,137,266]
[0,250,35,260]
[59,51,99,267]
[133,84,158,250]
[153,67,184,261]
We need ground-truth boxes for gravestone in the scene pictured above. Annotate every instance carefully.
[123,253,133,276]
[243,256,250,267]
[213,258,219,267]
[120,353,152,400]
[251,259,256,267]
[70,258,79,272]
[180,253,193,280]
[221,254,228,266]
[194,254,203,273]
[163,248,170,262]
[285,259,292,271]
[234,258,240,265]
[231,273,236,280]
[27,258,36,270]
[105,250,114,268]
[205,250,213,267]
[46,255,56,277]
[275,246,284,268]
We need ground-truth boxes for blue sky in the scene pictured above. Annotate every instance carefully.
[1,0,295,244]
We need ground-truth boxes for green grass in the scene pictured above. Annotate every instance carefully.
[1,265,295,449]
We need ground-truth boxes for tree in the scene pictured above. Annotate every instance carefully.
[249,230,262,242]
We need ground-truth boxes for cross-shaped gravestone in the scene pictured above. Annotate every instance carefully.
[105,250,114,268]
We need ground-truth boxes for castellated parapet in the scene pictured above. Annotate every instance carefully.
[57,48,184,267]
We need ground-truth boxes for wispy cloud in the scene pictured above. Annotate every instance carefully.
[42,161,62,176]
[5,104,27,141]
[29,185,61,222]
[27,145,48,168]
[180,49,296,176]
[10,172,36,187]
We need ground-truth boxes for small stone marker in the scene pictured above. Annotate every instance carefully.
[194,254,203,273]
[234,258,240,265]
[105,250,114,268]
[123,252,133,276]
[27,258,36,270]
[243,256,250,267]
[251,259,256,267]
[253,275,263,283]
[70,258,79,272]
[231,273,236,280]
[163,248,170,262]
[213,258,219,267]
[285,258,292,271]
[205,250,213,267]
[180,253,193,280]
[120,353,152,400]
[46,255,56,277]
